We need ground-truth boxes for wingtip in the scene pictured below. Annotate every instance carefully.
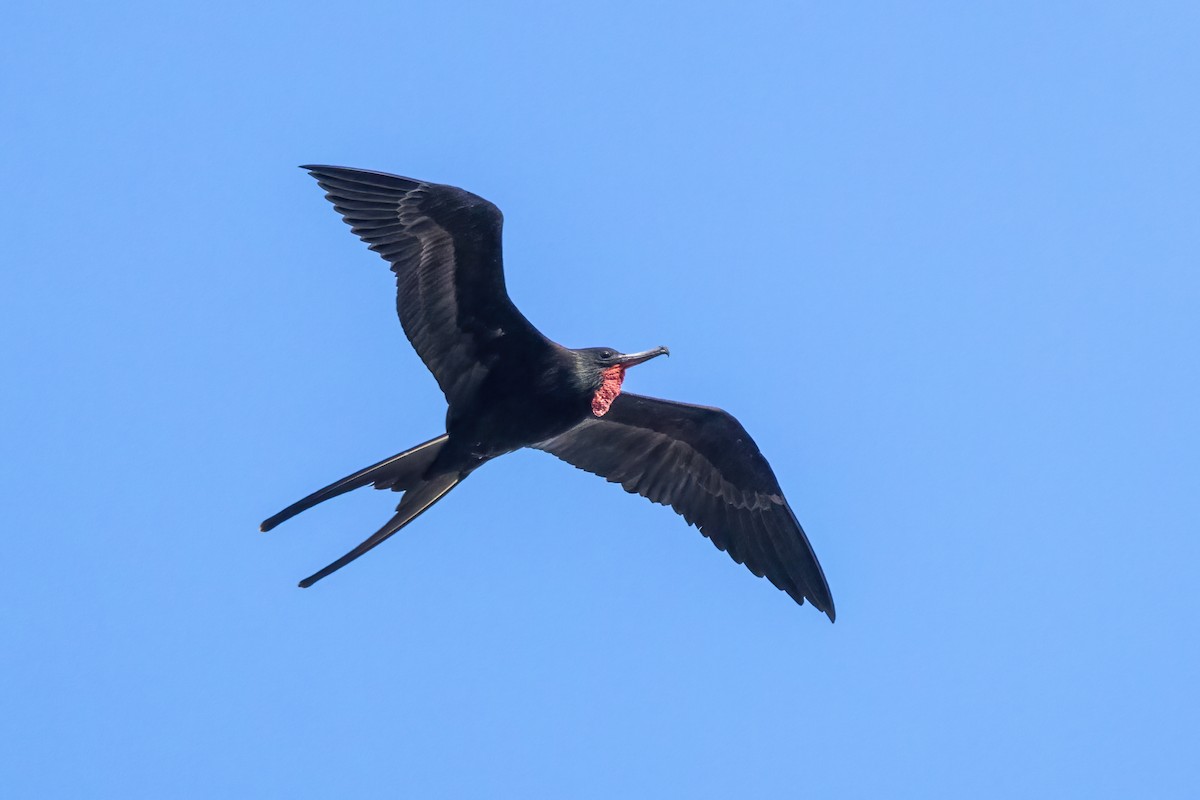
[299,164,339,176]
[819,593,837,623]
[297,577,314,589]
[802,593,836,623]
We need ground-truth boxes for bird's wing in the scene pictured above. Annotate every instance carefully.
[303,165,547,405]
[535,393,835,620]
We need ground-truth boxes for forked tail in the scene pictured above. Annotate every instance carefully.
[260,434,449,532]
[298,470,464,588]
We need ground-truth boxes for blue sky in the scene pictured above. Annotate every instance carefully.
[3,2,1198,797]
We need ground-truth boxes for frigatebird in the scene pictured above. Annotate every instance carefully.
[263,165,836,621]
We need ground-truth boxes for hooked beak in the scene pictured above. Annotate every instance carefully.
[616,346,670,368]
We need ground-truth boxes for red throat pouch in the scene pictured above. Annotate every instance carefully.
[592,365,625,416]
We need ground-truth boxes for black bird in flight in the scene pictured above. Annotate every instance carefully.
[263,165,836,621]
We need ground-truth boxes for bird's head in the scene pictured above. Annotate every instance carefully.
[574,346,670,417]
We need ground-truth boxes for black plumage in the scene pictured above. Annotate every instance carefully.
[535,395,833,614]
[263,165,835,620]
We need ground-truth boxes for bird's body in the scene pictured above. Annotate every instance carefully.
[445,345,595,458]
[264,165,836,620]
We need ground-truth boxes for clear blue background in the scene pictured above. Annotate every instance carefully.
[4,2,1197,797]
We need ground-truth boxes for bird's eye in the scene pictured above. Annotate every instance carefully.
[601,350,614,359]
